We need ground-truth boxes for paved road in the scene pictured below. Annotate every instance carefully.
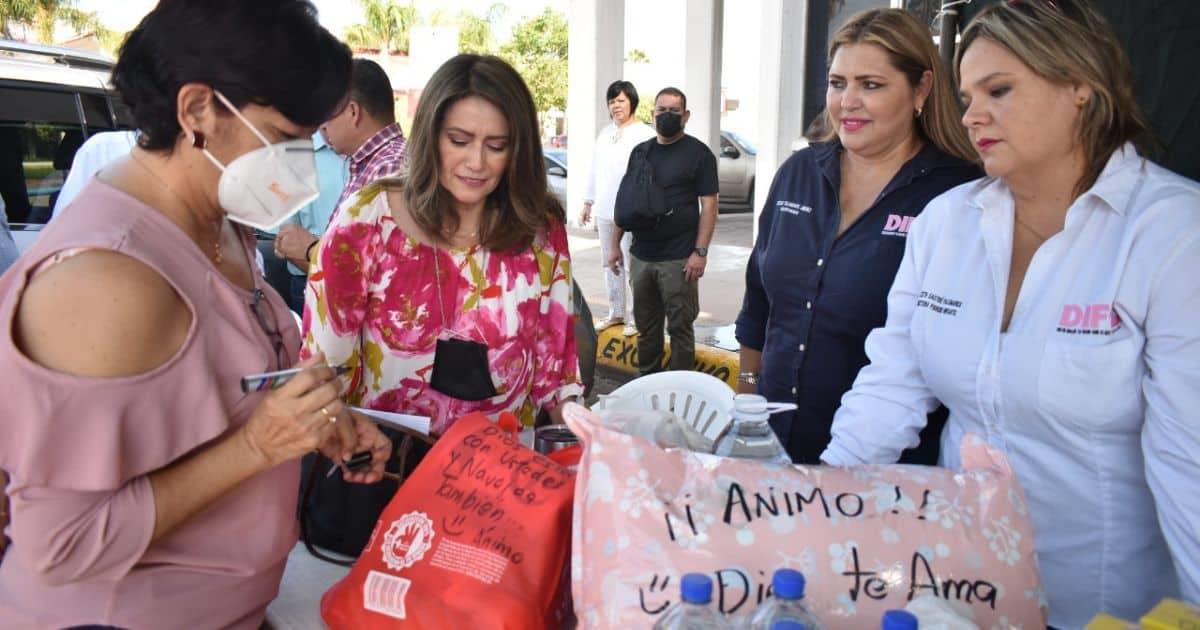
[568,209,756,366]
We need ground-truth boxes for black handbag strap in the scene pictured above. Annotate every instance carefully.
[637,138,656,185]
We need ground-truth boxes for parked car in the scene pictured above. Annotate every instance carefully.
[718,129,756,210]
[544,148,567,207]
[0,40,134,253]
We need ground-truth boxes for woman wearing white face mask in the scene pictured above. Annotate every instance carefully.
[0,1,391,628]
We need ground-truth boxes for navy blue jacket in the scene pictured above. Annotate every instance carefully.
[735,141,982,464]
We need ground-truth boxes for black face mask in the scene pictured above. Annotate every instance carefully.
[429,337,498,401]
[655,111,683,137]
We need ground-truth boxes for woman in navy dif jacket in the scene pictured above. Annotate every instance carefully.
[735,8,982,464]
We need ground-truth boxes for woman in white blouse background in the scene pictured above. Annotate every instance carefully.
[821,1,1200,628]
[580,80,656,337]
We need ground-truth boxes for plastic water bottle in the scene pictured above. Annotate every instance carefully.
[713,394,795,465]
[881,609,919,630]
[652,573,729,629]
[749,569,826,630]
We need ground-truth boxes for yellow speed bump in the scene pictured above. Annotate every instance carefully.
[594,324,739,390]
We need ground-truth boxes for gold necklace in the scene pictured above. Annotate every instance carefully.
[1013,211,1052,242]
[441,227,479,238]
[130,152,224,264]
[440,217,484,240]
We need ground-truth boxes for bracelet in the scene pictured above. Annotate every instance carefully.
[305,239,319,262]
[737,371,759,385]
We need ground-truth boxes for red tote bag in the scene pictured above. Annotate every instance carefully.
[320,413,576,629]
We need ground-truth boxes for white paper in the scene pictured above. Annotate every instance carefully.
[351,407,431,436]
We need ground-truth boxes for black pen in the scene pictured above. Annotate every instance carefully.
[326,451,374,478]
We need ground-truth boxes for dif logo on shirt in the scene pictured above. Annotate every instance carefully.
[1057,303,1122,335]
[881,214,914,237]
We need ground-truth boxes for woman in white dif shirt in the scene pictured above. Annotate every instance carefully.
[821,1,1200,628]
[581,80,655,336]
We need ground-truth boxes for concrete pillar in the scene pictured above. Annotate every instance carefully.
[566,0,624,224]
[682,0,724,154]
[755,0,809,235]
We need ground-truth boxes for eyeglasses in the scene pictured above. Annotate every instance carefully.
[250,288,287,370]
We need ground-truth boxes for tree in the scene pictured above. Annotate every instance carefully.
[635,97,655,126]
[456,3,506,55]
[344,0,419,61]
[456,12,492,54]
[96,26,126,57]
[0,0,35,39]
[1,0,111,45]
[625,48,650,63]
[500,8,568,113]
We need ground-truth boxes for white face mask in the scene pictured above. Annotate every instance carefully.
[200,90,319,231]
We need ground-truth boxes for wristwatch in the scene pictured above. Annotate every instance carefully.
[693,247,708,257]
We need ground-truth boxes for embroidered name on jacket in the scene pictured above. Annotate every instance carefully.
[881,214,915,237]
[1057,303,1122,336]
[777,200,813,215]
[916,291,962,316]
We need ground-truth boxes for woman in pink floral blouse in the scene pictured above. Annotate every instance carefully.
[301,54,582,435]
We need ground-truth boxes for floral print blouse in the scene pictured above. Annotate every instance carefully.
[301,182,582,435]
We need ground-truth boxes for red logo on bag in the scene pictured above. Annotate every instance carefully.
[382,512,435,571]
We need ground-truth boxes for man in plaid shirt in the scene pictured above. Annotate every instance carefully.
[274,58,407,271]
[322,58,407,214]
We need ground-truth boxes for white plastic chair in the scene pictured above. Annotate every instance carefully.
[595,370,735,443]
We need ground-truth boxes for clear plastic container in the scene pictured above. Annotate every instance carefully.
[881,609,919,630]
[748,569,826,630]
[652,573,730,630]
[712,394,795,465]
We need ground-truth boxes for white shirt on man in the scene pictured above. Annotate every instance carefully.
[53,130,138,217]
[822,145,1200,628]
[585,120,655,222]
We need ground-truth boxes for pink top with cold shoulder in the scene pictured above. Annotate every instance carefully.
[0,178,301,629]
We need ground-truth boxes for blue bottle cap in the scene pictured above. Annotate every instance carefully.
[882,609,919,630]
[772,568,807,600]
[680,573,713,604]
[771,620,809,630]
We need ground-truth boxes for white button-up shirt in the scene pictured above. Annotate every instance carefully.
[585,121,656,222]
[822,145,1200,629]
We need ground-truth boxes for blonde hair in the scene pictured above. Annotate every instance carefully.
[814,8,976,164]
[957,0,1151,196]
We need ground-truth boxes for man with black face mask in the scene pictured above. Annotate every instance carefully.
[609,87,719,375]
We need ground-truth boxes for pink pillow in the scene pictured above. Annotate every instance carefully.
[563,404,1047,629]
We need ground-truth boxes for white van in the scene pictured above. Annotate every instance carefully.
[0,40,134,254]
